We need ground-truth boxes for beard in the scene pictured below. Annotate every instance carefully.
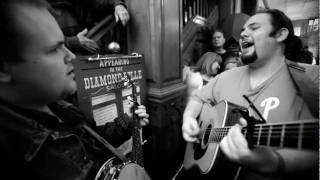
[241,50,258,64]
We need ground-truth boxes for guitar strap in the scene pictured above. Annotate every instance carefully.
[83,124,128,162]
[56,100,128,162]
[286,60,319,118]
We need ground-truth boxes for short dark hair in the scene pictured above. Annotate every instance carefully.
[256,9,295,58]
[0,0,49,67]
[212,29,225,37]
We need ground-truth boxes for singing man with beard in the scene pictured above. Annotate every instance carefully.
[182,9,318,180]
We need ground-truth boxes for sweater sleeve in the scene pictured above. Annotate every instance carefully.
[65,36,81,50]
[98,114,133,147]
[190,75,219,104]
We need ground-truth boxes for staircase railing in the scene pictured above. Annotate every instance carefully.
[86,14,127,54]
[182,0,218,65]
[182,0,216,26]
[86,15,116,42]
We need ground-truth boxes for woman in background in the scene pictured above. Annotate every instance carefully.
[184,52,222,97]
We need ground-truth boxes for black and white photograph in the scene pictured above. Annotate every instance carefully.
[0,0,318,179]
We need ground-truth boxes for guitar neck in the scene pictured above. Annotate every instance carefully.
[130,82,144,166]
[131,118,144,166]
[208,120,318,150]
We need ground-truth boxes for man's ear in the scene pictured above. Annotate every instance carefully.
[0,63,12,83]
[275,28,289,42]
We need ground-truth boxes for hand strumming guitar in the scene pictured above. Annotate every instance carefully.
[182,100,202,142]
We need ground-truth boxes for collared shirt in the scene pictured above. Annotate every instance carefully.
[0,100,131,180]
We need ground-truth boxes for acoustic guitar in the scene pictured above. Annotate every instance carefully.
[95,75,151,180]
[183,100,318,179]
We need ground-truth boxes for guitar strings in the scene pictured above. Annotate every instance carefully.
[201,126,317,141]
[203,125,317,135]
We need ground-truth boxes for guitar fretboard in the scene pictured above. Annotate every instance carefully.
[130,83,144,167]
[132,121,144,166]
[207,120,318,150]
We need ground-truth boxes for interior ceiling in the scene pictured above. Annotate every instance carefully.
[258,0,319,20]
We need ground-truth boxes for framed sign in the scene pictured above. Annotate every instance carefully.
[72,53,146,127]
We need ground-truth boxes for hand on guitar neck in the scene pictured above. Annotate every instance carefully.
[219,117,318,177]
[127,96,149,127]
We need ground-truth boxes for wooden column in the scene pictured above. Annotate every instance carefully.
[127,0,186,179]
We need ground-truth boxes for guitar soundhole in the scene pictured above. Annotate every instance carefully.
[193,124,211,160]
[203,124,212,145]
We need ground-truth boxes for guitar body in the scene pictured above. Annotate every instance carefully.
[183,100,245,179]
[183,100,319,179]
[95,157,151,180]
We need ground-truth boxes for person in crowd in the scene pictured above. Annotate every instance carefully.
[211,29,228,63]
[285,35,314,64]
[298,46,313,64]
[48,0,130,54]
[184,52,221,98]
[222,54,241,71]
[0,0,148,179]
[182,8,318,180]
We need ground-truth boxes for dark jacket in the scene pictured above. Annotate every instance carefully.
[0,100,132,180]
[286,60,319,117]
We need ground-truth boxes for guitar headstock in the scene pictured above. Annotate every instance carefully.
[121,74,139,107]
[121,74,131,87]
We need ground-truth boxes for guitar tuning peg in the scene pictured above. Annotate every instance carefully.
[121,76,129,86]
[127,96,133,102]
